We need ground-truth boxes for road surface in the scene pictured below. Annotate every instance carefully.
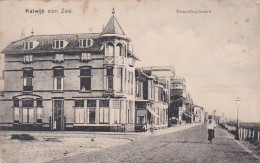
[49,124,259,163]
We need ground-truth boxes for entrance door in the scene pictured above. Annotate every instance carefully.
[52,100,64,131]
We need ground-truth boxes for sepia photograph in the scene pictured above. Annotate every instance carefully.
[0,0,259,162]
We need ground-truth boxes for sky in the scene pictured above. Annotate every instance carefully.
[0,0,259,122]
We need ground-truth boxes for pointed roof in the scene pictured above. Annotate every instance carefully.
[101,9,125,36]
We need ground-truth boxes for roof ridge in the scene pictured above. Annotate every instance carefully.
[29,32,101,37]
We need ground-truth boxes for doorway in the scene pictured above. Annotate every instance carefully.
[52,99,64,131]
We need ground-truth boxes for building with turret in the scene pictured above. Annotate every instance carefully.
[0,10,138,131]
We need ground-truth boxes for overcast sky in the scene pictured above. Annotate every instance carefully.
[0,0,259,122]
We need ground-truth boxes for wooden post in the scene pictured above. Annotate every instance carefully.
[244,128,246,139]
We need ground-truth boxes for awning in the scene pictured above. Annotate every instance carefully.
[146,106,159,117]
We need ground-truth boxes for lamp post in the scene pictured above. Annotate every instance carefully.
[235,97,241,140]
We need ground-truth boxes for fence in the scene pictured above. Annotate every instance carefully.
[224,124,260,143]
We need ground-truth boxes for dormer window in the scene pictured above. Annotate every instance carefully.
[23,54,33,63]
[52,40,68,49]
[23,41,39,50]
[80,52,91,62]
[79,39,93,47]
[53,54,64,63]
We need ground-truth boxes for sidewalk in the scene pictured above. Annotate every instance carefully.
[141,123,201,137]
[0,123,201,137]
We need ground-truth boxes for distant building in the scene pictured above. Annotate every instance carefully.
[169,76,188,124]
[193,106,204,123]
[0,10,138,131]
[135,68,168,131]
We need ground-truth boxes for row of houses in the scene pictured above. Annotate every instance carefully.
[0,10,204,132]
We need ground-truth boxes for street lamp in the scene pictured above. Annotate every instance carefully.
[235,97,241,140]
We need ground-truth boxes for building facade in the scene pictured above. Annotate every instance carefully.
[0,11,138,131]
[135,68,168,131]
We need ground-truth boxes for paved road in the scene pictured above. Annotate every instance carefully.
[49,124,259,163]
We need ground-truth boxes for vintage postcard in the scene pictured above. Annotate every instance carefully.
[0,0,259,162]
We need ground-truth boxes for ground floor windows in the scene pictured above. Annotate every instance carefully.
[37,107,43,123]
[75,108,84,124]
[22,108,34,123]
[89,108,96,124]
[99,100,109,124]
[13,98,43,124]
[112,109,120,124]
[14,107,19,123]
[99,107,109,124]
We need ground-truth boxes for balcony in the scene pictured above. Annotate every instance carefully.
[23,86,33,92]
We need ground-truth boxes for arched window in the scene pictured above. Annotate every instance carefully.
[105,43,114,56]
[115,43,124,57]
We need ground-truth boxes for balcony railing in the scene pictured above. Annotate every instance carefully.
[23,86,33,92]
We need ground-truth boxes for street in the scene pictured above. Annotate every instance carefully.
[49,124,259,163]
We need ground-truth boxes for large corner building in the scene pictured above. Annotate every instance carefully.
[0,11,138,131]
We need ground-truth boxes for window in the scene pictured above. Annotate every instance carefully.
[128,71,131,94]
[23,68,33,92]
[36,107,42,123]
[87,100,96,124]
[23,41,34,50]
[53,40,67,49]
[115,44,124,56]
[22,100,34,107]
[112,100,121,124]
[79,39,93,47]
[99,100,109,124]
[53,54,64,62]
[37,100,42,107]
[116,68,123,91]
[22,99,34,123]
[113,100,122,108]
[124,69,127,92]
[14,100,19,107]
[75,100,84,107]
[130,72,133,95]
[80,67,91,91]
[80,52,91,62]
[75,100,84,124]
[105,43,114,56]
[14,107,19,123]
[106,67,113,90]
[23,54,33,63]
[53,67,64,91]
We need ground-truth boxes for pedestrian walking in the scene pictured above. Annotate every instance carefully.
[207,117,216,144]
